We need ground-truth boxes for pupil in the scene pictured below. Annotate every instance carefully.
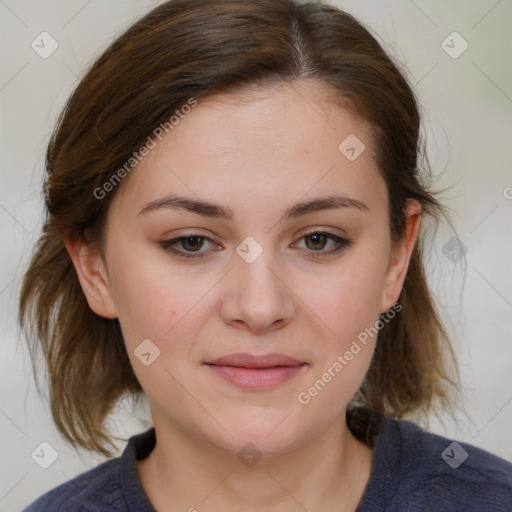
[307,234,326,250]
[184,236,202,251]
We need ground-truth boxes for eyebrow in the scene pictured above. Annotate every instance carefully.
[138,193,370,219]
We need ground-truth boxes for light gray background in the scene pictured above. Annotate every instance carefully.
[1,1,511,510]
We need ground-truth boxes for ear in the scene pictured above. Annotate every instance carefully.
[379,199,422,314]
[64,235,118,319]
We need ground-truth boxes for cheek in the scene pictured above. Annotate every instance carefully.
[298,249,389,340]
[107,242,209,344]
[289,239,388,407]
[294,342,374,447]
[295,273,381,420]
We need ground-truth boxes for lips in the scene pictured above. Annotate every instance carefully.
[204,352,307,390]
[206,352,305,369]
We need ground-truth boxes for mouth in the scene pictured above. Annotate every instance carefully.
[204,352,307,390]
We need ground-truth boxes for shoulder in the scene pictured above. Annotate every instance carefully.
[21,427,156,512]
[22,427,156,512]
[21,457,123,512]
[380,416,512,511]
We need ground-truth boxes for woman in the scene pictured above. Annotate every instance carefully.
[19,0,512,510]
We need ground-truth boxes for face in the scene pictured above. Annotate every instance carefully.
[70,80,420,456]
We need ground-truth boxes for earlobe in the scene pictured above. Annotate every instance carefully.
[64,235,118,319]
[379,199,422,314]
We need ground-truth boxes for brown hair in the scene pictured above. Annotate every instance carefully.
[20,0,461,456]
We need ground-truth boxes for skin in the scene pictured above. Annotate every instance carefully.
[66,79,421,511]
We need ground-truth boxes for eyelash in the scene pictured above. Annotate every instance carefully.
[159,231,353,260]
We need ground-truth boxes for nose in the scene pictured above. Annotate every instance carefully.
[220,250,296,334]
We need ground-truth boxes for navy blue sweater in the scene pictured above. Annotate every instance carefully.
[22,415,512,511]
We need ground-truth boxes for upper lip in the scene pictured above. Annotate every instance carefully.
[206,352,305,368]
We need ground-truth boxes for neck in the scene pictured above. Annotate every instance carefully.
[137,412,374,512]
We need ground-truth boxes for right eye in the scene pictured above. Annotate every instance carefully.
[160,235,220,259]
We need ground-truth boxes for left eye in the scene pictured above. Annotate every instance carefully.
[296,232,342,251]
[160,231,352,259]
[291,231,353,259]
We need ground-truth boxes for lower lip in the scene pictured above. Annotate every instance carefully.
[205,364,306,390]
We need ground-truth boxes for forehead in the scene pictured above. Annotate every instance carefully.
[110,80,386,220]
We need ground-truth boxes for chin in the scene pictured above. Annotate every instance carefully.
[205,416,308,458]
